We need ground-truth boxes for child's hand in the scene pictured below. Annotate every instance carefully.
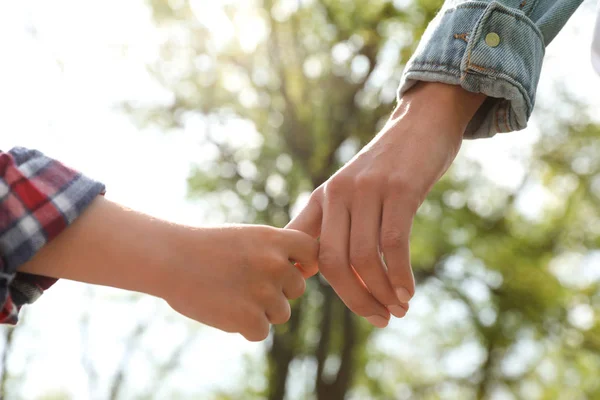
[18,198,317,342]
[161,225,319,341]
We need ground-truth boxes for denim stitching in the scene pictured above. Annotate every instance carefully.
[410,61,465,72]
[505,101,513,131]
[443,3,545,43]
[410,61,529,93]
[409,62,531,117]
[494,108,501,132]
[469,63,492,72]
[461,4,542,121]
[443,3,487,14]
[411,61,505,76]
[493,99,509,132]
[528,0,542,18]
[501,102,509,131]
[497,105,503,132]
[454,33,470,42]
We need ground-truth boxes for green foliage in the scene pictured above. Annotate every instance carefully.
[133,0,600,399]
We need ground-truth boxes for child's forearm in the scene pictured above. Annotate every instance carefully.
[18,196,178,298]
[18,196,320,340]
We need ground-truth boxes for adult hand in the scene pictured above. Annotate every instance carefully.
[287,82,486,328]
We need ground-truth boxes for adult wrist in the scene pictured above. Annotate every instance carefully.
[392,82,487,137]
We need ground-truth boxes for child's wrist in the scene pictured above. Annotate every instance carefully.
[144,225,222,304]
[137,223,194,300]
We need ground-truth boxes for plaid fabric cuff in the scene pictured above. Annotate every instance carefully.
[0,147,105,324]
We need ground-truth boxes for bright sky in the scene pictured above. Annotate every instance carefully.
[0,0,598,398]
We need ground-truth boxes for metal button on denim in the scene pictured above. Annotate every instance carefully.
[485,32,501,47]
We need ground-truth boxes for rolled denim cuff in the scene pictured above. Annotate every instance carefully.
[399,1,545,139]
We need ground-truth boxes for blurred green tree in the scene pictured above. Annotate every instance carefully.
[127,0,600,399]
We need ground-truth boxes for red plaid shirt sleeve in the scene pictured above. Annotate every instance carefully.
[0,147,105,324]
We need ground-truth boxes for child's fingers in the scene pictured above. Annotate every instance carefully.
[240,308,271,342]
[282,265,306,300]
[266,294,292,325]
[280,229,319,277]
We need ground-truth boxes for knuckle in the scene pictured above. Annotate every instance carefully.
[318,248,341,270]
[350,245,377,268]
[309,187,324,204]
[266,257,290,278]
[355,173,380,191]
[286,275,306,299]
[386,177,421,210]
[260,226,282,244]
[242,314,270,342]
[257,321,271,341]
[325,176,352,198]
[253,282,278,304]
[380,229,404,251]
[243,329,269,342]
[386,175,412,193]
[269,303,291,325]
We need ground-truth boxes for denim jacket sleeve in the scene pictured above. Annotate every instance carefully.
[398,0,585,139]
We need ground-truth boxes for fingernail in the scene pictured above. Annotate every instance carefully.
[388,305,407,318]
[396,287,412,303]
[366,315,389,328]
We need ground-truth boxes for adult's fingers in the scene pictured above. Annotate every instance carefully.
[380,194,415,308]
[319,196,389,325]
[349,189,404,317]
[285,194,323,277]
[286,194,323,239]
